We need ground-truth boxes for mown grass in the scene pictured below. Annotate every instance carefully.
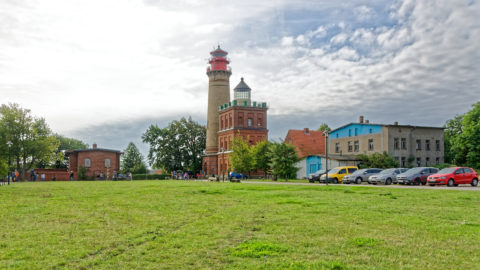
[0,181,479,269]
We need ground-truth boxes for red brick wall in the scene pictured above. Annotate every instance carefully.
[69,150,121,180]
[26,169,70,181]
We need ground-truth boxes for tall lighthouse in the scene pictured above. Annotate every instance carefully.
[203,46,231,175]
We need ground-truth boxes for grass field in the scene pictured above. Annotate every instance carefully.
[1,181,479,269]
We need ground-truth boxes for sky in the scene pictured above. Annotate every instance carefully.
[1,0,479,157]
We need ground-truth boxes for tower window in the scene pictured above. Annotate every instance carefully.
[248,118,252,127]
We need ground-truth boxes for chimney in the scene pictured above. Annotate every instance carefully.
[365,120,370,124]
[304,128,309,134]
[93,143,97,149]
[394,121,398,125]
[359,116,364,123]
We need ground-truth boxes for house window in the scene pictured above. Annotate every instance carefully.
[425,157,430,166]
[425,140,430,151]
[336,133,339,138]
[436,157,440,165]
[416,140,421,150]
[84,158,91,168]
[401,157,406,167]
[354,128,358,136]
[335,143,340,153]
[368,139,374,151]
[416,157,421,167]
[354,141,359,152]
[348,141,353,152]
[436,140,440,151]
[349,129,351,137]
[105,158,111,168]
[369,128,373,134]
[401,138,407,149]
[247,118,252,127]
[394,138,399,150]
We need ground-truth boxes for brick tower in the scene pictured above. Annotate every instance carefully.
[204,46,231,175]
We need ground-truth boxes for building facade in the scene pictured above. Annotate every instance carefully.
[329,116,444,167]
[202,47,268,176]
[66,143,122,180]
[284,128,325,179]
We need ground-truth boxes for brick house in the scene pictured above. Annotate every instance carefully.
[285,128,325,179]
[66,143,122,180]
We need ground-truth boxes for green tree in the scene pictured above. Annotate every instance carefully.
[36,134,88,169]
[0,159,7,179]
[444,102,480,168]
[268,142,299,181]
[460,102,480,168]
[0,103,59,180]
[121,142,147,174]
[142,117,206,174]
[317,123,332,133]
[230,136,255,175]
[357,152,399,169]
[253,140,271,177]
[444,115,463,164]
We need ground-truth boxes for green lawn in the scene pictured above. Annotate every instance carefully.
[1,181,479,269]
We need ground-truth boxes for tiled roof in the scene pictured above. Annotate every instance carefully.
[284,128,325,159]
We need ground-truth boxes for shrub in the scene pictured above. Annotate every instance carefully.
[132,174,171,180]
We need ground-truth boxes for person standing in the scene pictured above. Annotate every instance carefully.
[69,171,74,181]
[41,173,45,181]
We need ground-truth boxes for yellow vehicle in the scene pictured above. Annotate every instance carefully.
[319,166,358,184]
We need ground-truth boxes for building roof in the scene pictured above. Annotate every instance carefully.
[330,122,444,133]
[284,128,325,159]
[234,77,251,92]
[65,148,123,155]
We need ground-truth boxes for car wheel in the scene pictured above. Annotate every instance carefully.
[308,180,314,183]
[421,181,426,186]
[471,178,478,187]
[355,177,362,184]
[447,179,455,187]
[333,178,339,184]
[385,178,392,185]
[414,178,421,185]
[429,184,435,186]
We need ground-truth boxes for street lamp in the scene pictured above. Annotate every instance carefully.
[221,147,225,182]
[325,132,329,186]
[6,141,12,185]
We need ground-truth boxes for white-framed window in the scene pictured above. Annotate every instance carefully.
[247,118,252,127]
[105,158,111,168]
[84,158,91,168]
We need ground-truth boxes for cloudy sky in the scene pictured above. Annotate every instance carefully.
[1,0,479,156]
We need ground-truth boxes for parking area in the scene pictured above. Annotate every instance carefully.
[244,181,480,191]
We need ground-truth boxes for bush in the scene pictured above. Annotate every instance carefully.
[132,174,171,180]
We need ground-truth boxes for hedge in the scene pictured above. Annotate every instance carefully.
[132,174,171,180]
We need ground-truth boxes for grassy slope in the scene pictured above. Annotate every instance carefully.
[0,181,479,269]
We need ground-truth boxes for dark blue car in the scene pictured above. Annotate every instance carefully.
[229,172,248,180]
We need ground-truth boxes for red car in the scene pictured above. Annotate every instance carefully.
[427,167,478,186]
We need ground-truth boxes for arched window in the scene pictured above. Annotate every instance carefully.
[105,158,111,168]
[84,158,91,168]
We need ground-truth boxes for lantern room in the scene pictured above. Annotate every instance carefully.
[208,45,230,71]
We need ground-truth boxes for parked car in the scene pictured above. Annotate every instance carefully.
[229,172,248,180]
[308,169,327,183]
[396,167,439,185]
[319,166,358,184]
[343,168,382,184]
[427,167,478,186]
[368,168,408,185]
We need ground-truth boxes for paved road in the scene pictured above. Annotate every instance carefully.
[243,181,480,191]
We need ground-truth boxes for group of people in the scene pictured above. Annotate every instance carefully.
[171,171,202,180]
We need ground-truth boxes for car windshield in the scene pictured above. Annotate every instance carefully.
[352,169,367,175]
[404,168,424,175]
[437,167,457,174]
[314,169,326,175]
[378,168,396,175]
[329,168,340,174]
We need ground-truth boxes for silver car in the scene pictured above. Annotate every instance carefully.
[308,169,327,183]
[368,168,408,185]
[343,168,383,184]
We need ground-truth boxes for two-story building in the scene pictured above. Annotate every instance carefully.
[328,116,444,167]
